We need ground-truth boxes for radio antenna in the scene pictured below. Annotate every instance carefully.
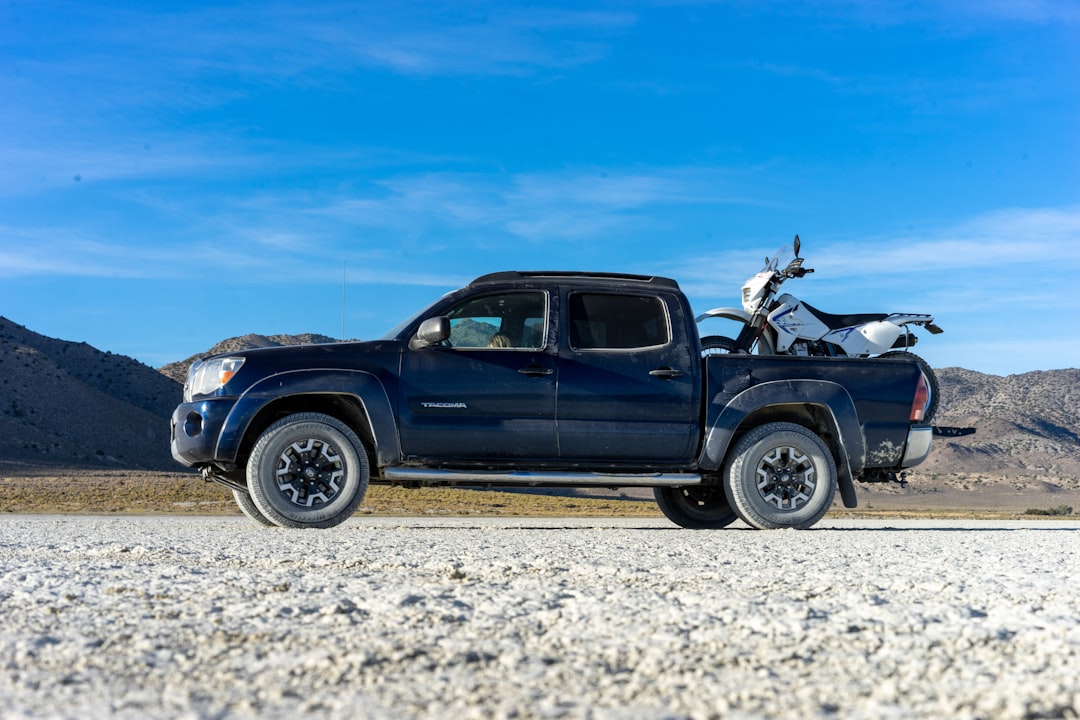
[341,259,346,341]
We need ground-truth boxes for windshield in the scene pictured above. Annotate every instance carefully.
[762,245,791,272]
[380,292,453,341]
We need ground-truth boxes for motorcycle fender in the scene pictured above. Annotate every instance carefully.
[699,379,864,508]
[695,307,752,324]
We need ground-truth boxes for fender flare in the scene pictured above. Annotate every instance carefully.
[698,379,866,508]
[215,369,401,467]
[695,306,752,324]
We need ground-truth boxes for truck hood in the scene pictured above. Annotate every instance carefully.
[189,339,404,401]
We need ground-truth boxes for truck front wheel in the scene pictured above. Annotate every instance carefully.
[247,413,370,529]
[654,486,738,529]
[724,422,836,530]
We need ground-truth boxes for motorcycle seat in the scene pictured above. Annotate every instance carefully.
[800,302,888,330]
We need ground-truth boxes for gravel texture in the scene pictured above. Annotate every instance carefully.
[1,515,1078,719]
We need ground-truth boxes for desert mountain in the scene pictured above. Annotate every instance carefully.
[919,367,1080,478]
[0,322,340,471]
[1,316,1077,485]
[0,316,182,470]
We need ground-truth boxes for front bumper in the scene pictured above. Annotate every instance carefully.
[170,398,239,467]
[900,425,933,468]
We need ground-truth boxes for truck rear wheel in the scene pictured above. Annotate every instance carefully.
[654,486,738,529]
[247,413,370,529]
[724,422,836,530]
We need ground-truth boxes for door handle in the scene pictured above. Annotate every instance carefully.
[518,365,554,376]
[649,367,684,379]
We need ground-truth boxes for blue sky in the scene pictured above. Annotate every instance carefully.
[1,0,1078,376]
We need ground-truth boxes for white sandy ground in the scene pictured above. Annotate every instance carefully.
[0,516,1077,720]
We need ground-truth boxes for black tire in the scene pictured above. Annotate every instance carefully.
[879,351,940,423]
[654,485,738,529]
[724,422,836,530]
[700,335,741,357]
[247,412,370,529]
[231,488,276,527]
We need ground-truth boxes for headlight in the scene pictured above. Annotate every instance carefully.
[185,356,245,401]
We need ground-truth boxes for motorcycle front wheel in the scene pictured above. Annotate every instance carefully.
[700,335,740,356]
[699,332,777,357]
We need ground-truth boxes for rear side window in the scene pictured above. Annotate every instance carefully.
[568,293,670,350]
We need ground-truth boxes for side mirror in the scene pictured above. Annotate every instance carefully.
[793,234,801,258]
[409,316,451,350]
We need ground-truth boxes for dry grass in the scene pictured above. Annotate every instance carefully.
[1,465,1076,521]
[0,467,663,518]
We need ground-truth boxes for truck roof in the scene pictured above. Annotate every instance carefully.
[470,270,681,290]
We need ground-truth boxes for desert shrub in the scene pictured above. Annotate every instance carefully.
[1024,505,1073,516]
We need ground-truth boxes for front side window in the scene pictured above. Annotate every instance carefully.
[444,291,547,349]
[568,293,671,350]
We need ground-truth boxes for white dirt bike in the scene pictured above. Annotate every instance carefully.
[697,235,943,422]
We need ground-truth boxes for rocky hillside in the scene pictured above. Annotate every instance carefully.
[1,316,1077,482]
[919,367,1080,477]
[0,322,344,470]
[0,317,182,470]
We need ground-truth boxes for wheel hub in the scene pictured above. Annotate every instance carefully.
[275,438,344,507]
[755,446,816,512]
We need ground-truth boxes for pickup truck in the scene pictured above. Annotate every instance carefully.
[171,270,934,530]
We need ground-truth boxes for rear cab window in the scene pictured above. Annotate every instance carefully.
[568,292,671,350]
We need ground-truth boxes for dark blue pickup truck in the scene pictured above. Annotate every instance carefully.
[171,271,934,530]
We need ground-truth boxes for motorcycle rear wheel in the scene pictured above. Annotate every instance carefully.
[880,351,940,423]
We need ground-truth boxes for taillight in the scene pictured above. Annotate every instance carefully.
[910,373,930,422]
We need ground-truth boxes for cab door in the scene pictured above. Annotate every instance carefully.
[556,290,699,464]
[398,290,558,461]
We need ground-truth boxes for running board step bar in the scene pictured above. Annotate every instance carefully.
[382,467,702,487]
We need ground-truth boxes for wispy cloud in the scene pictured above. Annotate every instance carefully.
[0,138,250,194]
[749,0,1080,26]
[309,167,757,242]
[666,204,1080,373]
[5,2,636,89]
[0,2,637,196]
[922,0,1080,24]
[0,221,451,287]
[0,164,759,285]
[811,206,1080,276]
[667,205,1080,304]
[0,227,274,280]
[340,7,636,76]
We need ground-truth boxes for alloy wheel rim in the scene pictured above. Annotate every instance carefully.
[275,437,344,507]
[754,445,816,511]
